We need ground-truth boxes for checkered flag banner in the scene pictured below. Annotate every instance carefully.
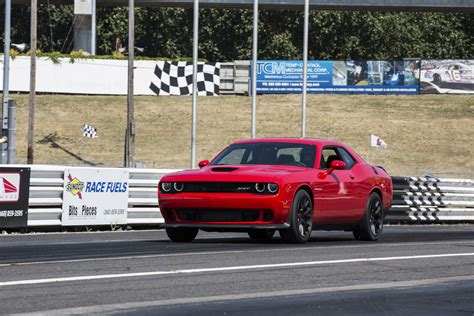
[83,124,98,138]
[149,61,220,96]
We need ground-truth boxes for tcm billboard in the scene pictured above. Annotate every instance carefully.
[253,60,420,95]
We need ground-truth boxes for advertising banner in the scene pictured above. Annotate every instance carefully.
[62,168,129,226]
[0,167,30,229]
[254,60,420,94]
[420,60,474,94]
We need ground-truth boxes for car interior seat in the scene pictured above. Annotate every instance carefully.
[277,154,296,165]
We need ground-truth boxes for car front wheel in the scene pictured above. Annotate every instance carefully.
[353,192,384,241]
[248,229,275,241]
[166,227,199,242]
[280,190,313,244]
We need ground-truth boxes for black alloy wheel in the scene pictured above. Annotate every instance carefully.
[353,192,384,241]
[248,229,276,241]
[280,190,313,244]
[166,227,199,242]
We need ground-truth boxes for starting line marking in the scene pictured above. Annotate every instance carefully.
[1,252,474,287]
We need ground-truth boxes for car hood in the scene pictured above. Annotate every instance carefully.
[161,164,309,183]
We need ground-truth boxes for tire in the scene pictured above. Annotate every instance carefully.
[248,229,275,241]
[353,192,384,241]
[280,190,313,244]
[353,229,361,240]
[433,74,442,85]
[166,227,199,242]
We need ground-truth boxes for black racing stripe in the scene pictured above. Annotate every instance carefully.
[372,166,379,175]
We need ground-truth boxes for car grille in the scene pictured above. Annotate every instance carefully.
[182,182,256,193]
[176,209,260,222]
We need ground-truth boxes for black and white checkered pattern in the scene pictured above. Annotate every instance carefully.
[149,61,220,96]
[83,124,97,138]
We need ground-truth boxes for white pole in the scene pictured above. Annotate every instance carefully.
[301,0,309,138]
[2,0,10,111]
[91,0,96,55]
[2,0,11,164]
[251,0,258,139]
[191,0,199,168]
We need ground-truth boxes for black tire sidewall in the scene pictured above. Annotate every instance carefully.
[248,229,275,241]
[281,189,313,244]
[363,193,383,241]
[166,227,198,242]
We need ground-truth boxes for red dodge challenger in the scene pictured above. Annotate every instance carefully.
[158,138,392,243]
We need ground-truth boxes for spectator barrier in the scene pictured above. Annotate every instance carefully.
[1,165,473,230]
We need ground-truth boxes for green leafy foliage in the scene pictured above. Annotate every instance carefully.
[0,5,472,61]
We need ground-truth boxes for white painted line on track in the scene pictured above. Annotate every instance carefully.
[12,274,474,316]
[1,239,472,267]
[1,252,474,287]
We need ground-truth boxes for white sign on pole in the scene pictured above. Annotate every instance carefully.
[62,168,129,226]
[74,0,92,15]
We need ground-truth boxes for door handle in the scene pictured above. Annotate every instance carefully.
[350,175,355,180]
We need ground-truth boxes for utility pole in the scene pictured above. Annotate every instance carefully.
[301,0,309,138]
[2,0,11,164]
[251,0,258,139]
[190,0,199,168]
[126,0,135,168]
[27,0,37,164]
[91,0,96,55]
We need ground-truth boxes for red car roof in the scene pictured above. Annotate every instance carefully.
[232,137,345,147]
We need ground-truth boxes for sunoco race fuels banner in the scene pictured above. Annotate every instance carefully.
[253,60,420,94]
[62,168,129,226]
[0,167,30,229]
[420,60,474,94]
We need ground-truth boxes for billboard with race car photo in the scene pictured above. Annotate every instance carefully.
[253,60,420,95]
[420,60,474,94]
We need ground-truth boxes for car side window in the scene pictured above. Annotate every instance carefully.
[320,148,341,169]
[337,147,356,169]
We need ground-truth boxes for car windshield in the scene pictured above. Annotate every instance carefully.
[211,142,316,168]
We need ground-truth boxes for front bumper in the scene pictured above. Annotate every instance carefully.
[158,192,293,228]
[162,223,290,231]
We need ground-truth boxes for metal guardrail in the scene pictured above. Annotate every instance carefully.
[6,165,474,228]
[386,176,474,222]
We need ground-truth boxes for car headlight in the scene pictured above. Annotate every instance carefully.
[267,183,279,194]
[174,182,184,192]
[161,182,173,192]
[255,183,266,193]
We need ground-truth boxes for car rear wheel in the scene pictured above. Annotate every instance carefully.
[248,229,275,241]
[280,190,313,244]
[166,227,199,242]
[353,192,383,241]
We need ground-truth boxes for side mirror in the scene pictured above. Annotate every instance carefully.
[198,160,209,168]
[317,160,346,179]
[330,160,346,170]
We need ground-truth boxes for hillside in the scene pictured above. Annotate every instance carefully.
[10,94,474,177]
